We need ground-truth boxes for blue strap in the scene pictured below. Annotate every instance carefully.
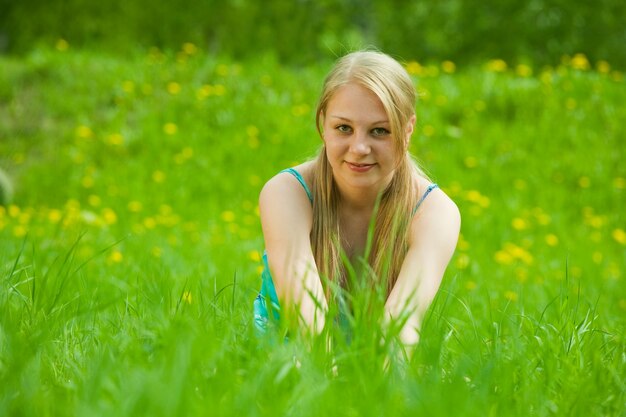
[412,183,438,216]
[280,168,313,204]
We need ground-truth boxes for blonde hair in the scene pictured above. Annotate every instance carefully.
[311,50,428,297]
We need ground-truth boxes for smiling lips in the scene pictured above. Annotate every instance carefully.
[346,161,376,172]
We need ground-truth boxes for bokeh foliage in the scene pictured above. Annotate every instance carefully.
[1,0,626,67]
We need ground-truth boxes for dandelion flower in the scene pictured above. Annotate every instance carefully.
[221,211,235,222]
[405,61,423,75]
[56,39,69,51]
[86,195,100,207]
[504,291,518,302]
[128,201,143,212]
[101,208,118,225]
[248,251,261,263]
[75,125,93,139]
[544,233,560,246]
[592,252,603,264]
[423,125,435,137]
[167,82,181,95]
[512,217,528,231]
[516,64,532,77]
[122,81,135,94]
[441,60,456,74]
[464,156,478,168]
[152,170,166,183]
[596,60,611,74]
[48,209,62,223]
[612,228,626,245]
[571,53,590,70]
[486,59,507,72]
[182,42,197,55]
[13,225,28,237]
[455,253,470,269]
[108,250,123,263]
[163,123,178,135]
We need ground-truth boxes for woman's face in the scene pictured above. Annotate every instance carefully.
[322,82,412,195]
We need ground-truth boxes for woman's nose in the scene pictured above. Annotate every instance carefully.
[349,131,370,155]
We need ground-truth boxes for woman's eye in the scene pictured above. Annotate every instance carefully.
[336,125,351,133]
[372,127,390,136]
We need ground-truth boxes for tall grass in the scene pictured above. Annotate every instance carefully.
[0,44,624,416]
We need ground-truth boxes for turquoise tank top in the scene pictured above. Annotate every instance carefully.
[253,168,438,334]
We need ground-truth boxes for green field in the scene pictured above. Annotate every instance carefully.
[1,43,625,416]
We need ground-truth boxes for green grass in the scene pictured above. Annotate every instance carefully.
[0,44,625,416]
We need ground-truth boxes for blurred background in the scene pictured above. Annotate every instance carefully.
[2,0,626,67]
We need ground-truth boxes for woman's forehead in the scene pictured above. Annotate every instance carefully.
[325,83,388,122]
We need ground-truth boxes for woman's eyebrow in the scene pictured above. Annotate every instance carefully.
[329,115,390,124]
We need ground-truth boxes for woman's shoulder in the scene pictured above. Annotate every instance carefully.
[409,176,461,244]
[259,161,316,213]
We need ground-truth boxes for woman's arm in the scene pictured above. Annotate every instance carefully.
[259,171,328,335]
[384,187,461,353]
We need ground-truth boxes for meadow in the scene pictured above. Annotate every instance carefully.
[0,42,625,416]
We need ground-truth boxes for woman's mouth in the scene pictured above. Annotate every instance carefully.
[346,161,375,172]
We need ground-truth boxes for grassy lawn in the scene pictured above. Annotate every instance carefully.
[1,44,625,416]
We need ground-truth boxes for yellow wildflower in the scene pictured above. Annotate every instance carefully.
[75,125,93,139]
[464,156,478,168]
[566,98,577,110]
[486,59,507,72]
[167,82,181,95]
[216,64,229,76]
[182,291,193,304]
[248,251,262,263]
[182,42,197,55]
[128,201,143,213]
[81,176,94,188]
[495,250,514,265]
[613,177,625,189]
[504,291,518,302]
[48,209,62,223]
[88,195,101,207]
[152,170,166,183]
[405,61,423,76]
[545,234,559,246]
[122,81,135,93]
[8,204,20,218]
[455,253,470,270]
[143,217,157,229]
[422,125,435,137]
[592,252,603,264]
[596,60,610,74]
[441,60,456,74]
[512,217,528,231]
[106,133,124,146]
[612,229,626,245]
[571,53,590,70]
[101,208,118,225]
[516,64,532,77]
[56,39,69,51]
[221,211,235,222]
[163,123,178,135]
[13,225,28,237]
[108,250,123,263]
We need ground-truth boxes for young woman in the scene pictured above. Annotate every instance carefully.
[254,51,460,351]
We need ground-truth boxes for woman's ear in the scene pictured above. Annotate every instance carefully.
[404,115,417,148]
[318,111,326,142]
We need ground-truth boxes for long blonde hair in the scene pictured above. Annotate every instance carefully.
[311,51,428,297]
